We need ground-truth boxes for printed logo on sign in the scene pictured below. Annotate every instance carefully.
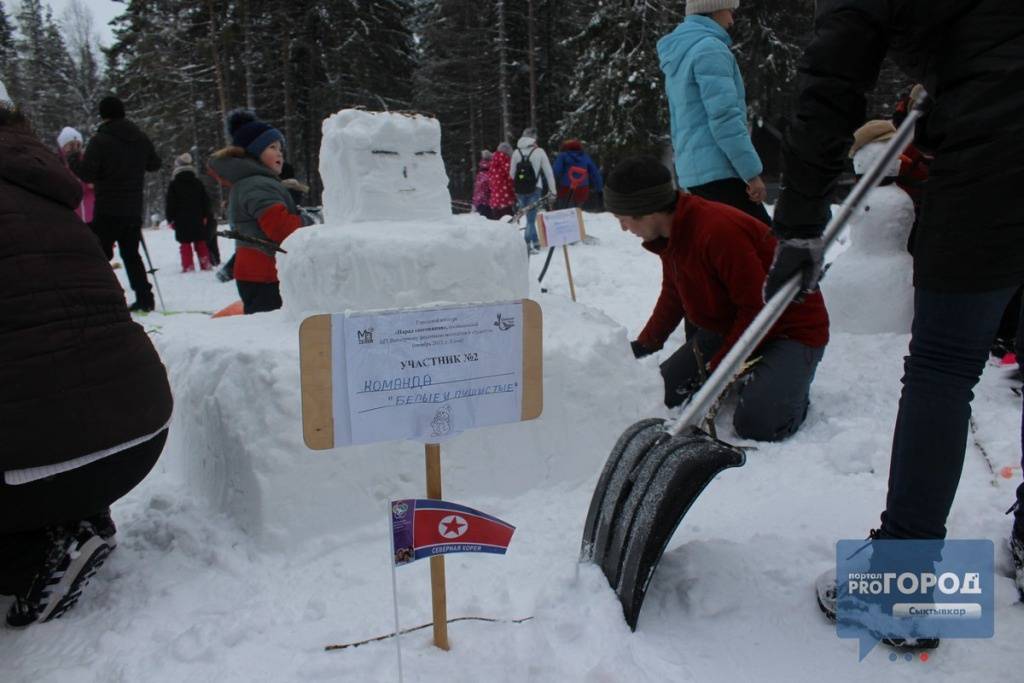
[494,313,515,331]
[438,515,468,539]
[835,539,994,660]
[391,501,409,519]
[357,328,374,344]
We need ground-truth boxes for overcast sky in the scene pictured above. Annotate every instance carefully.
[3,0,122,47]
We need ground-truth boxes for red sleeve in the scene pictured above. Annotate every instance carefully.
[257,203,304,243]
[637,256,685,351]
[704,228,770,369]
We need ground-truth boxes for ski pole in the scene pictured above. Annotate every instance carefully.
[138,230,166,313]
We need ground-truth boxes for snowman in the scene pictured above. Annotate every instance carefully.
[820,120,916,334]
[277,110,527,316]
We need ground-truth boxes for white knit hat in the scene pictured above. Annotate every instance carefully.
[0,80,12,109]
[175,152,193,167]
[57,126,83,149]
[686,0,740,16]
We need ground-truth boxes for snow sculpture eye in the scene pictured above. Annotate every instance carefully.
[320,110,452,223]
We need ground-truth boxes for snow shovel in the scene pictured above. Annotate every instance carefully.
[581,93,929,631]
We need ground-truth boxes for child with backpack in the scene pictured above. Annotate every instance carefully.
[552,139,603,209]
[509,127,556,252]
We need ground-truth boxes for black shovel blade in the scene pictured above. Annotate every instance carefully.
[611,427,746,630]
[580,418,667,563]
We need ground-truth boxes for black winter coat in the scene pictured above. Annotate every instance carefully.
[0,123,173,472]
[68,118,161,220]
[166,168,214,243]
[775,0,1024,292]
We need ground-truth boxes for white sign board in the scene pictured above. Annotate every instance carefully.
[329,302,525,445]
[538,208,585,248]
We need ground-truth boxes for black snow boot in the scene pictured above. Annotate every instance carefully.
[128,295,155,313]
[6,522,112,627]
[1011,533,1024,601]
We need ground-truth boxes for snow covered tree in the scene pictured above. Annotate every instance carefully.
[59,0,103,133]
[14,0,78,144]
[555,0,676,165]
[0,5,19,103]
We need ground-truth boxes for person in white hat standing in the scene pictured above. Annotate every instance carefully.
[657,0,771,225]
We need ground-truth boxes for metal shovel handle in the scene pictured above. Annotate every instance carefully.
[667,93,928,437]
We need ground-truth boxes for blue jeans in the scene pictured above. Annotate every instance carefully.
[659,329,825,441]
[880,286,1022,539]
[517,190,541,246]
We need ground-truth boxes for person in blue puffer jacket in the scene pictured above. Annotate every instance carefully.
[657,0,770,225]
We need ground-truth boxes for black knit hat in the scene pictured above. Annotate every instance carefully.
[99,96,125,120]
[227,109,285,158]
[604,156,678,216]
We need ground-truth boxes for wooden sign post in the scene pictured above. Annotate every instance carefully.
[298,300,542,651]
[538,208,586,302]
[424,443,448,650]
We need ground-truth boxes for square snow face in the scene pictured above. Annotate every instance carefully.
[320,110,452,224]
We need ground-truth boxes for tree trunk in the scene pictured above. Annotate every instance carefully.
[242,0,255,110]
[496,0,512,143]
[204,0,229,137]
[528,0,537,130]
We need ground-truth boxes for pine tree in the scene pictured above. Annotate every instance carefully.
[0,4,19,102]
[556,0,676,165]
[15,0,78,144]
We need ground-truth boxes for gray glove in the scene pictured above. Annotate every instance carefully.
[763,237,825,303]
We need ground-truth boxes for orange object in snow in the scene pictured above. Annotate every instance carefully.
[211,300,244,318]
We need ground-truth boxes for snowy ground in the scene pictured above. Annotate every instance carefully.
[3,215,1022,682]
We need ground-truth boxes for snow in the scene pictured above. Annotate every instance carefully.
[3,211,1022,682]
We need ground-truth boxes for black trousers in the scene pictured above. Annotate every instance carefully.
[90,214,153,301]
[0,429,167,595]
[687,177,772,226]
[237,280,283,314]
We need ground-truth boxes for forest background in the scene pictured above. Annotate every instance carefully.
[1,0,909,216]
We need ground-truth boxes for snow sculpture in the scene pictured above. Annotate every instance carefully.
[820,135,916,334]
[319,109,452,224]
[278,109,527,316]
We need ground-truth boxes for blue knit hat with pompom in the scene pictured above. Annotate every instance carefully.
[227,109,284,158]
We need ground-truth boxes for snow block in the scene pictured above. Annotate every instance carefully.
[153,298,661,548]
[277,215,528,318]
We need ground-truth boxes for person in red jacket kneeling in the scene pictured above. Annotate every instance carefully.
[608,156,830,442]
[209,110,314,314]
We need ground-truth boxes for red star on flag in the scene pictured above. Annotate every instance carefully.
[440,515,467,538]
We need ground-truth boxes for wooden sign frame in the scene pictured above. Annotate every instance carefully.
[299,299,543,450]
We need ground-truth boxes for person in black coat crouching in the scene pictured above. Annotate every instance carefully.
[0,86,173,627]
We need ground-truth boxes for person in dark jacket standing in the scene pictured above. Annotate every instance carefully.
[67,95,161,311]
[208,110,313,314]
[166,152,215,272]
[552,139,603,210]
[610,156,829,441]
[0,92,172,627]
[760,1,1024,614]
